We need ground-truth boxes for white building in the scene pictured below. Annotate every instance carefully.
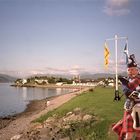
[22,79,27,84]
[56,82,63,86]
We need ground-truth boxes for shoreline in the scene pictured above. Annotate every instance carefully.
[0,85,83,119]
[11,83,93,89]
[0,88,79,119]
[0,87,92,140]
[0,90,78,129]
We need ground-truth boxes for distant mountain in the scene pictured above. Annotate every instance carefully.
[28,72,127,80]
[80,72,127,79]
[0,74,17,83]
[80,73,114,79]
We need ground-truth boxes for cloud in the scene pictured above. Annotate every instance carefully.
[103,0,131,16]
[45,67,68,73]
[69,65,87,75]
[0,65,88,77]
[109,59,126,65]
[45,65,86,75]
[105,58,127,73]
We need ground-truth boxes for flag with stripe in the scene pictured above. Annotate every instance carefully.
[104,42,110,68]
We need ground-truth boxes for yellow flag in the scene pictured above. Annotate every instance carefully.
[104,42,110,68]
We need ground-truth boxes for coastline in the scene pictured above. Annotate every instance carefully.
[0,98,51,130]
[0,90,76,130]
[11,83,89,89]
[0,86,92,140]
[0,84,83,119]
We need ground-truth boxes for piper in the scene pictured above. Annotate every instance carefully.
[112,54,140,140]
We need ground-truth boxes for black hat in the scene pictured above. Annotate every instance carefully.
[127,54,137,68]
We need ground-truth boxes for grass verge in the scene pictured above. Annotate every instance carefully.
[35,86,125,140]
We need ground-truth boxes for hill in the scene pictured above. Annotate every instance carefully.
[80,72,127,79]
[28,72,127,80]
[0,74,17,83]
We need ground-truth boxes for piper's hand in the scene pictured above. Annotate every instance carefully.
[124,99,134,111]
[129,91,140,99]
[118,76,129,86]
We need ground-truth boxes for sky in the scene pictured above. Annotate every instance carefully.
[0,0,140,77]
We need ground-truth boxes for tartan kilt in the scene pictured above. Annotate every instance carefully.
[112,111,134,139]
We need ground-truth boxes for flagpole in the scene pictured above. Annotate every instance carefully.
[115,35,118,91]
[114,35,120,100]
[105,35,128,101]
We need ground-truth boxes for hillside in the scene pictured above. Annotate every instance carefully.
[81,72,127,79]
[0,74,17,83]
[28,72,127,80]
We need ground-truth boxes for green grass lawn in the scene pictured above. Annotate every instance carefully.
[35,86,125,140]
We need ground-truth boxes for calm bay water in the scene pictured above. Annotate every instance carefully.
[0,83,76,117]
